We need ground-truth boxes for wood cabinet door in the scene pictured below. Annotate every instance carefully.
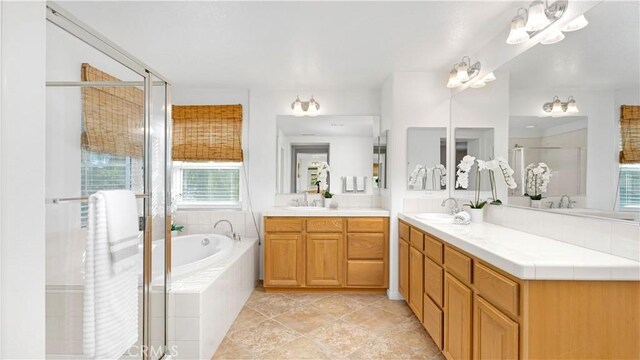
[473,295,519,360]
[265,233,303,287]
[399,239,409,299]
[409,246,424,320]
[306,233,343,286]
[444,273,473,360]
[425,256,444,307]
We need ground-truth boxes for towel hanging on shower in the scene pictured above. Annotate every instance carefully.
[83,191,139,359]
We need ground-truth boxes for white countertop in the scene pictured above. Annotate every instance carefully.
[265,207,390,217]
[399,213,640,281]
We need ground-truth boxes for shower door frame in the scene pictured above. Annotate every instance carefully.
[46,2,172,359]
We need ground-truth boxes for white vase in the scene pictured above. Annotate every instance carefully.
[469,208,484,223]
[530,199,542,208]
[324,198,333,209]
[171,230,180,237]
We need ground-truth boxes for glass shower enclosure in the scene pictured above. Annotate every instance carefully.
[44,3,172,359]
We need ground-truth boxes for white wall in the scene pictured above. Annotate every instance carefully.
[383,72,451,299]
[0,1,46,357]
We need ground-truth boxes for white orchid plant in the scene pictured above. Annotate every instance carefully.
[524,162,551,200]
[316,161,330,192]
[456,155,518,208]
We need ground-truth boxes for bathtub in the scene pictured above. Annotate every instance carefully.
[152,233,234,280]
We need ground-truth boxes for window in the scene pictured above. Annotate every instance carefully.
[619,164,640,210]
[174,162,241,208]
[80,151,143,226]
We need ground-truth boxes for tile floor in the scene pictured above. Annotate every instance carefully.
[213,286,444,359]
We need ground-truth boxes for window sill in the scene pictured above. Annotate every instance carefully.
[176,202,242,211]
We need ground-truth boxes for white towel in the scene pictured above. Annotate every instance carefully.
[356,176,365,192]
[101,190,140,273]
[84,192,139,359]
[454,211,472,225]
[345,177,355,192]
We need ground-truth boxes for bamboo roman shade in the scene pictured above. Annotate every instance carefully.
[172,105,243,162]
[620,105,640,164]
[81,63,144,158]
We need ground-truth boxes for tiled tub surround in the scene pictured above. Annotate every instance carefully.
[172,210,260,239]
[399,213,640,280]
[169,237,259,359]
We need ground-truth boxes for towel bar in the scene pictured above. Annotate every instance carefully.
[46,193,149,204]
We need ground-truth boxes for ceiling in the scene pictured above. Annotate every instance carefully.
[277,115,374,137]
[507,1,640,91]
[58,1,521,89]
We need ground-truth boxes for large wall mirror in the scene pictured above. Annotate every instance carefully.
[276,115,381,194]
[407,127,447,191]
[454,1,639,222]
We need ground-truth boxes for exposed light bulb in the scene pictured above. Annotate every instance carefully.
[550,97,564,116]
[483,72,496,82]
[566,96,579,113]
[470,81,486,88]
[506,15,530,44]
[525,1,551,32]
[291,96,304,117]
[562,15,588,32]
[540,29,565,45]
[456,62,470,82]
[446,69,462,88]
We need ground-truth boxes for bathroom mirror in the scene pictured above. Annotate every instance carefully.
[375,129,388,190]
[456,1,639,222]
[276,115,380,194]
[454,128,495,191]
[406,127,447,191]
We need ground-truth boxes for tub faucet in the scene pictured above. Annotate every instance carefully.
[441,197,460,215]
[214,219,239,241]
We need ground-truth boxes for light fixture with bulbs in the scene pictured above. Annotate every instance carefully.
[446,56,482,88]
[291,95,320,117]
[505,0,593,46]
[470,72,497,88]
[542,95,579,116]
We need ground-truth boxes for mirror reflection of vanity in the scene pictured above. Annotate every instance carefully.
[450,1,639,222]
[276,115,382,194]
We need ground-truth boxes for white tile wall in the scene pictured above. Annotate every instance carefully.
[485,205,640,262]
[173,210,260,239]
[274,193,383,208]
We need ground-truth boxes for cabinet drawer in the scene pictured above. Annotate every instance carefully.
[410,228,424,251]
[399,221,410,241]
[265,218,303,232]
[306,218,344,233]
[348,233,384,259]
[346,260,386,287]
[425,235,444,264]
[445,246,472,284]
[347,218,385,233]
[474,262,519,317]
[423,293,444,350]
[424,257,444,307]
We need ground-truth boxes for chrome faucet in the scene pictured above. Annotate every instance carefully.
[559,195,575,209]
[214,219,239,241]
[441,197,460,215]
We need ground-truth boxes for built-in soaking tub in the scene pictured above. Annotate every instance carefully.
[152,233,234,280]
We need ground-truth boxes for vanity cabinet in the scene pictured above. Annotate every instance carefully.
[398,219,640,360]
[264,216,389,292]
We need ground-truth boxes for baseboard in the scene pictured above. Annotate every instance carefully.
[386,289,404,300]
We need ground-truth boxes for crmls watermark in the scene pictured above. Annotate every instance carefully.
[127,345,179,357]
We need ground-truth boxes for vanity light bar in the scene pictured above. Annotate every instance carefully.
[291,95,320,117]
[446,56,482,88]
[542,95,579,115]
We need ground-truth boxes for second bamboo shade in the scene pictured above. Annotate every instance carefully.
[172,105,243,162]
[620,105,640,164]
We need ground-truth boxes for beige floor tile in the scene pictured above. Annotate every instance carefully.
[313,295,364,318]
[373,299,415,318]
[211,337,253,360]
[310,320,378,357]
[248,293,303,318]
[343,306,407,335]
[227,319,301,355]
[274,307,337,333]
[348,336,418,359]
[227,307,269,333]
[343,294,387,305]
[387,318,441,358]
[261,336,335,359]
[284,292,331,304]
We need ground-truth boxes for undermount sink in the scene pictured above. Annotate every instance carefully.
[286,206,326,211]
[414,213,454,223]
